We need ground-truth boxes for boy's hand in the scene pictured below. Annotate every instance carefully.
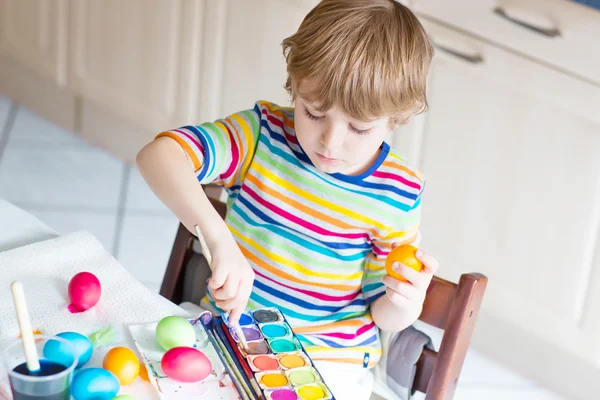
[208,237,255,326]
[382,243,439,314]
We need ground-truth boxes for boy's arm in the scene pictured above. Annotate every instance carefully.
[362,189,438,332]
[136,103,262,324]
[136,137,228,249]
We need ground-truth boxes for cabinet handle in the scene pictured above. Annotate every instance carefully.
[433,43,484,64]
[493,7,561,38]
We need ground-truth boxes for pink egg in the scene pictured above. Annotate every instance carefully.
[68,272,101,311]
[161,347,212,383]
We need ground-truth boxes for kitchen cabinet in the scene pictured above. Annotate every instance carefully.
[389,17,600,400]
[199,0,318,121]
[410,0,600,85]
[69,0,201,133]
[0,0,68,85]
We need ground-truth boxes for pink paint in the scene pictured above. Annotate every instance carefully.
[68,272,101,311]
[271,388,298,400]
[67,304,84,314]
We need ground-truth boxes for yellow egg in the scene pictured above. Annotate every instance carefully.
[102,347,140,385]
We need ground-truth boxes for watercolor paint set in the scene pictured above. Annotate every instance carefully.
[200,307,337,400]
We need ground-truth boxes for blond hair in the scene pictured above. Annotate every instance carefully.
[283,0,433,125]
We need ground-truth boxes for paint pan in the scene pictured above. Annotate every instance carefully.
[223,311,256,327]
[230,325,264,343]
[285,367,321,387]
[265,387,300,400]
[260,322,292,339]
[252,308,284,324]
[255,370,290,390]
[295,383,333,400]
[248,354,280,372]
[238,340,270,357]
[268,337,301,354]
[277,352,311,370]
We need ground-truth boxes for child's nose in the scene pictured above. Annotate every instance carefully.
[321,125,344,150]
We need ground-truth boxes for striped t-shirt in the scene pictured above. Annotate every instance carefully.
[158,101,424,367]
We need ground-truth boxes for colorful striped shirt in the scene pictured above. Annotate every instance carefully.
[157,101,425,367]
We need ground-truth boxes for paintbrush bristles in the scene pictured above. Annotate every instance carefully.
[234,324,250,350]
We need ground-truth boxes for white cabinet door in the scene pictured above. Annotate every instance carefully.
[69,0,201,133]
[416,20,600,398]
[0,0,68,85]
[196,0,319,121]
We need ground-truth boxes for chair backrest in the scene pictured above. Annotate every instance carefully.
[160,189,487,400]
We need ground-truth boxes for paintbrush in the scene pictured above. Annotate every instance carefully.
[221,321,264,399]
[206,327,254,400]
[194,225,250,351]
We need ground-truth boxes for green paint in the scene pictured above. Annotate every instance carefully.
[289,370,316,386]
[88,326,116,347]
[269,339,297,353]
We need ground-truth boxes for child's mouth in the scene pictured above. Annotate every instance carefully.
[317,153,340,164]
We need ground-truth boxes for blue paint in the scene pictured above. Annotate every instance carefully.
[239,313,253,326]
[261,324,288,338]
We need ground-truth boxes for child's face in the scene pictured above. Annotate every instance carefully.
[294,97,391,176]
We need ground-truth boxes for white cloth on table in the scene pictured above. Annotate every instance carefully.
[0,230,188,398]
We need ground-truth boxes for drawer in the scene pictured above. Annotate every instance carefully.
[411,0,600,85]
[417,18,600,126]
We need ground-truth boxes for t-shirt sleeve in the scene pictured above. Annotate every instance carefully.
[361,189,424,304]
[156,105,261,188]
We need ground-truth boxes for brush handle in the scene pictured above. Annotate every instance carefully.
[11,281,40,372]
[194,224,213,267]
[222,322,264,400]
[206,328,253,400]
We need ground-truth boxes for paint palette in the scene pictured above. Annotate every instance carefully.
[203,308,336,400]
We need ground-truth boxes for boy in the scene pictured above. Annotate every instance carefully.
[137,0,439,398]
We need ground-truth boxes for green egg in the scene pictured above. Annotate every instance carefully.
[111,396,136,400]
[155,316,196,350]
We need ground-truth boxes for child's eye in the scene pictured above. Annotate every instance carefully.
[304,108,324,121]
[349,125,371,135]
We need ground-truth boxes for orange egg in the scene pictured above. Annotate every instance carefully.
[385,244,423,281]
[102,346,140,385]
[139,362,149,381]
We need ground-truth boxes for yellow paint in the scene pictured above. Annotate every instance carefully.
[261,373,288,388]
[298,385,326,400]
[279,354,305,369]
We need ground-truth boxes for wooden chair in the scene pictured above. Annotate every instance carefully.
[160,190,488,400]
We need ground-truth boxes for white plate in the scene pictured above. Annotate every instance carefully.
[128,317,240,400]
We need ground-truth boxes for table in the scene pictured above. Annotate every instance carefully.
[0,199,184,399]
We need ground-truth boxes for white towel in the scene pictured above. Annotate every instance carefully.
[0,230,187,396]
